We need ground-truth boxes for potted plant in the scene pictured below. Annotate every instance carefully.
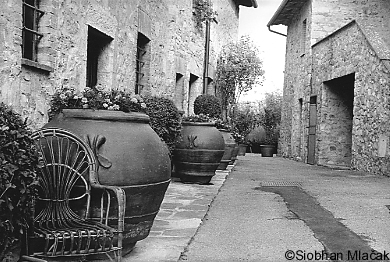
[173,114,225,184]
[230,131,242,163]
[0,103,40,262]
[215,119,235,170]
[260,125,280,157]
[259,92,282,157]
[48,86,171,253]
[230,105,258,156]
[246,126,266,153]
[193,94,222,118]
[193,94,233,171]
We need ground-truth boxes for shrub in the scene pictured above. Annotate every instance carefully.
[246,126,266,145]
[0,103,39,261]
[230,104,259,143]
[144,96,182,154]
[193,94,222,118]
[261,92,282,145]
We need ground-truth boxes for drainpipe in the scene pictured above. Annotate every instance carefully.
[203,19,211,94]
[267,25,287,37]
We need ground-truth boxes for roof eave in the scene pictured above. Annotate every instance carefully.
[267,0,290,27]
[267,0,308,27]
[235,0,258,8]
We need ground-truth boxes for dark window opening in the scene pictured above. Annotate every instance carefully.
[205,77,214,95]
[175,73,184,110]
[310,95,316,104]
[86,26,113,88]
[22,0,44,61]
[188,74,199,114]
[301,19,307,55]
[136,33,150,94]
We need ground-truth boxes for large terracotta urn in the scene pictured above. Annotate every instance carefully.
[173,122,225,184]
[217,129,236,170]
[238,143,248,156]
[45,109,171,254]
[230,143,239,164]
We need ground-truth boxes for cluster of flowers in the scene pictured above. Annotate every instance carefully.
[214,118,232,130]
[50,85,147,118]
[232,130,245,144]
[182,113,212,123]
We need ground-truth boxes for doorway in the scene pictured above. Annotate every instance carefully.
[307,96,317,165]
[319,73,355,167]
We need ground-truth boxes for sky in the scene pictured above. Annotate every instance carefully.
[238,0,287,102]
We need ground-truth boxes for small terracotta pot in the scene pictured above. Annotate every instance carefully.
[260,144,277,157]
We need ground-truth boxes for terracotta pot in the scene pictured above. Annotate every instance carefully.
[173,122,225,184]
[229,143,239,164]
[250,143,261,153]
[237,143,248,156]
[217,129,235,170]
[45,109,171,254]
[260,144,276,157]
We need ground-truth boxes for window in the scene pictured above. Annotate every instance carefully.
[135,33,150,94]
[205,77,214,95]
[188,74,199,114]
[86,26,113,87]
[22,0,44,61]
[301,19,307,55]
[174,73,184,110]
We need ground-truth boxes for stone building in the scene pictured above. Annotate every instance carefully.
[0,0,257,128]
[268,0,390,175]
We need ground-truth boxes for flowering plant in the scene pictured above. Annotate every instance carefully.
[49,86,147,119]
[232,130,245,144]
[182,114,212,123]
[214,118,232,130]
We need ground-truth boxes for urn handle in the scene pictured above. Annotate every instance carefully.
[187,135,198,149]
[84,134,112,169]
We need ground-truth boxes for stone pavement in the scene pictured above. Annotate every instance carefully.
[124,166,233,262]
[124,154,390,262]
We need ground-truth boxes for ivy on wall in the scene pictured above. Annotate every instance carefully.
[192,0,217,31]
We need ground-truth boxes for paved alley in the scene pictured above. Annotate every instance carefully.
[126,154,390,262]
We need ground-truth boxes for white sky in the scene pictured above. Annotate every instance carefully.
[238,0,287,102]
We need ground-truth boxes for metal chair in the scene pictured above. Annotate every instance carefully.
[25,128,125,262]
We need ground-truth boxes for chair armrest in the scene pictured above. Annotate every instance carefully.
[89,171,126,233]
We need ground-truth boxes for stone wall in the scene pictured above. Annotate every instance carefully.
[279,0,312,160]
[312,22,390,174]
[0,0,241,128]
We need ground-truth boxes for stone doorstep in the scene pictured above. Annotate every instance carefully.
[123,165,235,262]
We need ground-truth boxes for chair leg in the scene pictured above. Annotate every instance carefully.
[20,255,48,262]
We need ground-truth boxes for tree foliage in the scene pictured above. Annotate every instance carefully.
[215,35,265,109]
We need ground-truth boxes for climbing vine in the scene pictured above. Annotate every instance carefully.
[193,0,217,31]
